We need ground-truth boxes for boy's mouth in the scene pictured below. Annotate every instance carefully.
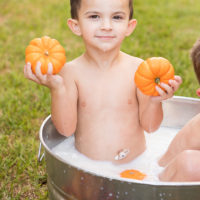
[95,35,116,39]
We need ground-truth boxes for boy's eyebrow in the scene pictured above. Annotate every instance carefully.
[84,11,126,16]
[113,11,126,16]
[84,11,100,15]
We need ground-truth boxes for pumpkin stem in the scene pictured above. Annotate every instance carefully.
[44,50,49,56]
[155,77,160,84]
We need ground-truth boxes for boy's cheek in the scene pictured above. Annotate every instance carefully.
[196,88,200,97]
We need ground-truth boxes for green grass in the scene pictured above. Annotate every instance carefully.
[0,0,200,199]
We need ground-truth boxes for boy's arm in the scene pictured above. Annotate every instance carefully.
[137,89,163,133]
[51,64,78,136]
[24,62,78,137]
[159,113,200,166]
[137,76,182,133]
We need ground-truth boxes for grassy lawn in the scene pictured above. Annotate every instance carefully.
[0,0,200,199]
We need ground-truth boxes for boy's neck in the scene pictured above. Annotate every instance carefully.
[83,47,122,70]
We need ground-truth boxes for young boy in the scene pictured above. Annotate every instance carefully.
[159,39,200,181]
[24,0,181,164]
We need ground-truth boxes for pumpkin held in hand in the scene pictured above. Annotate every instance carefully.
[25,36,66,74]
[120,169,146,180]
[134,57,174,96]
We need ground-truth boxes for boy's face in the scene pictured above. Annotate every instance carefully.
[69,0,136,52]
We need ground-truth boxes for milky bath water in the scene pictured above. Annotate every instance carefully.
[52,127,179,182]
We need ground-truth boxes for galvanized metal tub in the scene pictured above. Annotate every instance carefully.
[39,96,200,200]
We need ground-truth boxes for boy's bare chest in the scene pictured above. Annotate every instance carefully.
[77,72,137,108]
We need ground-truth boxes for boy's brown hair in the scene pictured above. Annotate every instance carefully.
[70,0,134,20]
[190,39,200,83]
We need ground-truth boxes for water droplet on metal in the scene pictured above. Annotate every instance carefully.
[100,187,104,190]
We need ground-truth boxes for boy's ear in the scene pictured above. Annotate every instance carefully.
[67,18,81,36]
[125,19,137,36]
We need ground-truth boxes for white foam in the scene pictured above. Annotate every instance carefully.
[52,126,179,182]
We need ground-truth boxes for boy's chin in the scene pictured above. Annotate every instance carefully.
[97,44,118,53]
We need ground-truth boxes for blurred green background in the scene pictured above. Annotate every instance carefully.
[0,0,200,199]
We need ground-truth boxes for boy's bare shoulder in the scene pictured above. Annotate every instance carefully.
[121,52,144,70]
[59,56,83,77]
[62,56,82,71]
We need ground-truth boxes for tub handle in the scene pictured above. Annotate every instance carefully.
[38,142,45,162]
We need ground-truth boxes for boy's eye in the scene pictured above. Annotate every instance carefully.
[89,15,99,19]
[113,15,123,20]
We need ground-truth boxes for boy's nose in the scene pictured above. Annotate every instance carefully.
[100,18,112,31]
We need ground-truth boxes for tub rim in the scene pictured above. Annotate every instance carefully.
[39,95,200,187]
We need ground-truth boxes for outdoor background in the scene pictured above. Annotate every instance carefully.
[0,0,200,199]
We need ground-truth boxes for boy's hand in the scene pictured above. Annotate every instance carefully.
[151,75,182,102]
[24,62,64,90]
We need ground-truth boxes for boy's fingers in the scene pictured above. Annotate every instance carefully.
[47,62,53,75]
[25,63,40,83]
[152,80,178,102]
[24,62,32,78]
[169,76,182,92]
[174,75,182,84]
[24,62,31,76]
[156,85,165,96]
[35,62,44,80]
[169,80,178,91]
[160,83,173,95]
[155,86,169,100]
[154,84,173,101]
[24,64,27,75]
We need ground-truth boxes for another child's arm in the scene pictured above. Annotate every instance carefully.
[159,149,200,182]
[24,62,78,136]
[159,113,200,167]
[137,75,182,133]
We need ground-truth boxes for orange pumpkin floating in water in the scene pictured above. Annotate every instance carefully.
[134,57,174,96]
[120,169,146,180]
[25,36,66,74]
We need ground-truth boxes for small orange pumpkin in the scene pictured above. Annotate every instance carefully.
[25,36,66,74]
[134,57,174,96]
[120,169,146,180]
